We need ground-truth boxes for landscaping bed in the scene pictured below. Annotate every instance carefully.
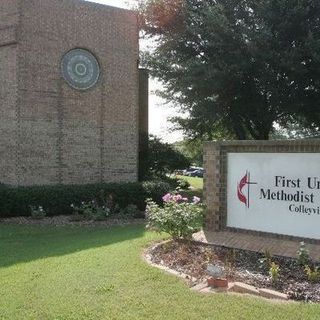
[148,240,320,303]
[0,215,145,227]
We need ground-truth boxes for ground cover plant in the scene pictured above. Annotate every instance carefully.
[1,224,320,320]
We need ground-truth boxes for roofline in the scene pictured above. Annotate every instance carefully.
[63,0,136,15]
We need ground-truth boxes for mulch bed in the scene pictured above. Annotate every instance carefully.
[0,216,145,227]
[149,240,320,303]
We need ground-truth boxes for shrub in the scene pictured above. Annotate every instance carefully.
[297,242,310,266]
[305,265,320,283]
[142,181,171,205]
[71,201,110,221]
[146,193,204,240]
[0,181,171,218]
[176,179,190,191]
[117,204,141,219]
[259,250,273,269]
[29,206,47,220]
[269,262,280,284]
[140,135,191,180]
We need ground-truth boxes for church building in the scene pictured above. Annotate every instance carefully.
[0,0,147,186]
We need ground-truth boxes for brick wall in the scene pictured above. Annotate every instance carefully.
[0,0,139,186]
[204,140,320,241]
[0,0,19,185]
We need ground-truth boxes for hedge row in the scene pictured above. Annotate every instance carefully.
[0,181,171,218]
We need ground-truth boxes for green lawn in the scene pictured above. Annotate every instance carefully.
[176,175,203,200]
[177,175,204,190]
[0,224,319,320]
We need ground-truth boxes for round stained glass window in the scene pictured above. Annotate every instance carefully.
[61,49,100,90]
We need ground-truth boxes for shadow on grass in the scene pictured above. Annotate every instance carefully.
[0,223,145,269]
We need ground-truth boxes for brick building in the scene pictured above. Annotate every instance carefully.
[0,0,145,186]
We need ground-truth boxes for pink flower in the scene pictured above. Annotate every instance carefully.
[182,197,188,202]
[193,196,201,204]
[172,194,183,202]
[162,193,172,203]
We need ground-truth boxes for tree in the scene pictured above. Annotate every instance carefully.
[139,0,320,140]
[272,121,320,139]
[174,138,204,167]
[140,135,190,180]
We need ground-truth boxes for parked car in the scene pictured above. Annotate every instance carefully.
[189,169,204,178]
[182,167,198,176]
[183,167,204,177]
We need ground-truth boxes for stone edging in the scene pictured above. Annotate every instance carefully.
[142,240,293,303]
[142,240,198,285]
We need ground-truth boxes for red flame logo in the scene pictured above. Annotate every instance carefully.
[237,171,257,208]
[237,173,248,207]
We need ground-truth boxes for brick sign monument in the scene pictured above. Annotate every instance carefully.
[204,140,320,243]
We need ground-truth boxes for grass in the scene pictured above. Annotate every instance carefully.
[0,224,319,320]
[176,175,203,200]
[177,175,204,190]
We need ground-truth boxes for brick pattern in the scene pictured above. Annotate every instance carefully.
[0,0,19,28]
[0,27,17,47]
[0,0,19,185]
[0,0,139,186]
[194,230,320,260]
[204,140,320,243]
[203,143,222,231]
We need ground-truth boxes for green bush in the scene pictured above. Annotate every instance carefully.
[297,242,310,266]
[142,181,172,205]
[30,206,47,220]
[0,181,171,218]
[305,265,320,283]
[269,262,280,284]
[71,201,111,221]
[117,204,141,219]
[176,179,190,191]
[146,193,204,240]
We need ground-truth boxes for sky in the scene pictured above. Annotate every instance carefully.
[86,0,183,143]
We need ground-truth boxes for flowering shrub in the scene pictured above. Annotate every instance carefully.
[29,206,47,220]
[146,193,204,240]
[71,201,110,221]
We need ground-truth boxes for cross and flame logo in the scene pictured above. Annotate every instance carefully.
[237,171,257,208]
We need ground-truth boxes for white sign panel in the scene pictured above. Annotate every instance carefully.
[227,153,320,239]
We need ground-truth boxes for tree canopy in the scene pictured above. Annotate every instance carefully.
[139,0,320,140]
[140,135,190,180]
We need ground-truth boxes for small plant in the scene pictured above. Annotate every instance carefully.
[99,192,119,215]
[259,250,273,269]
[176,179,190,191]
[297,242,310,266]
[305,265,320,283]
[269,262,280,284]
[146,193,204,240]
[71,201,110,221]
[29,206,46,220]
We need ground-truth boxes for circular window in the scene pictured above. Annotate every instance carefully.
[61,49,100,90]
